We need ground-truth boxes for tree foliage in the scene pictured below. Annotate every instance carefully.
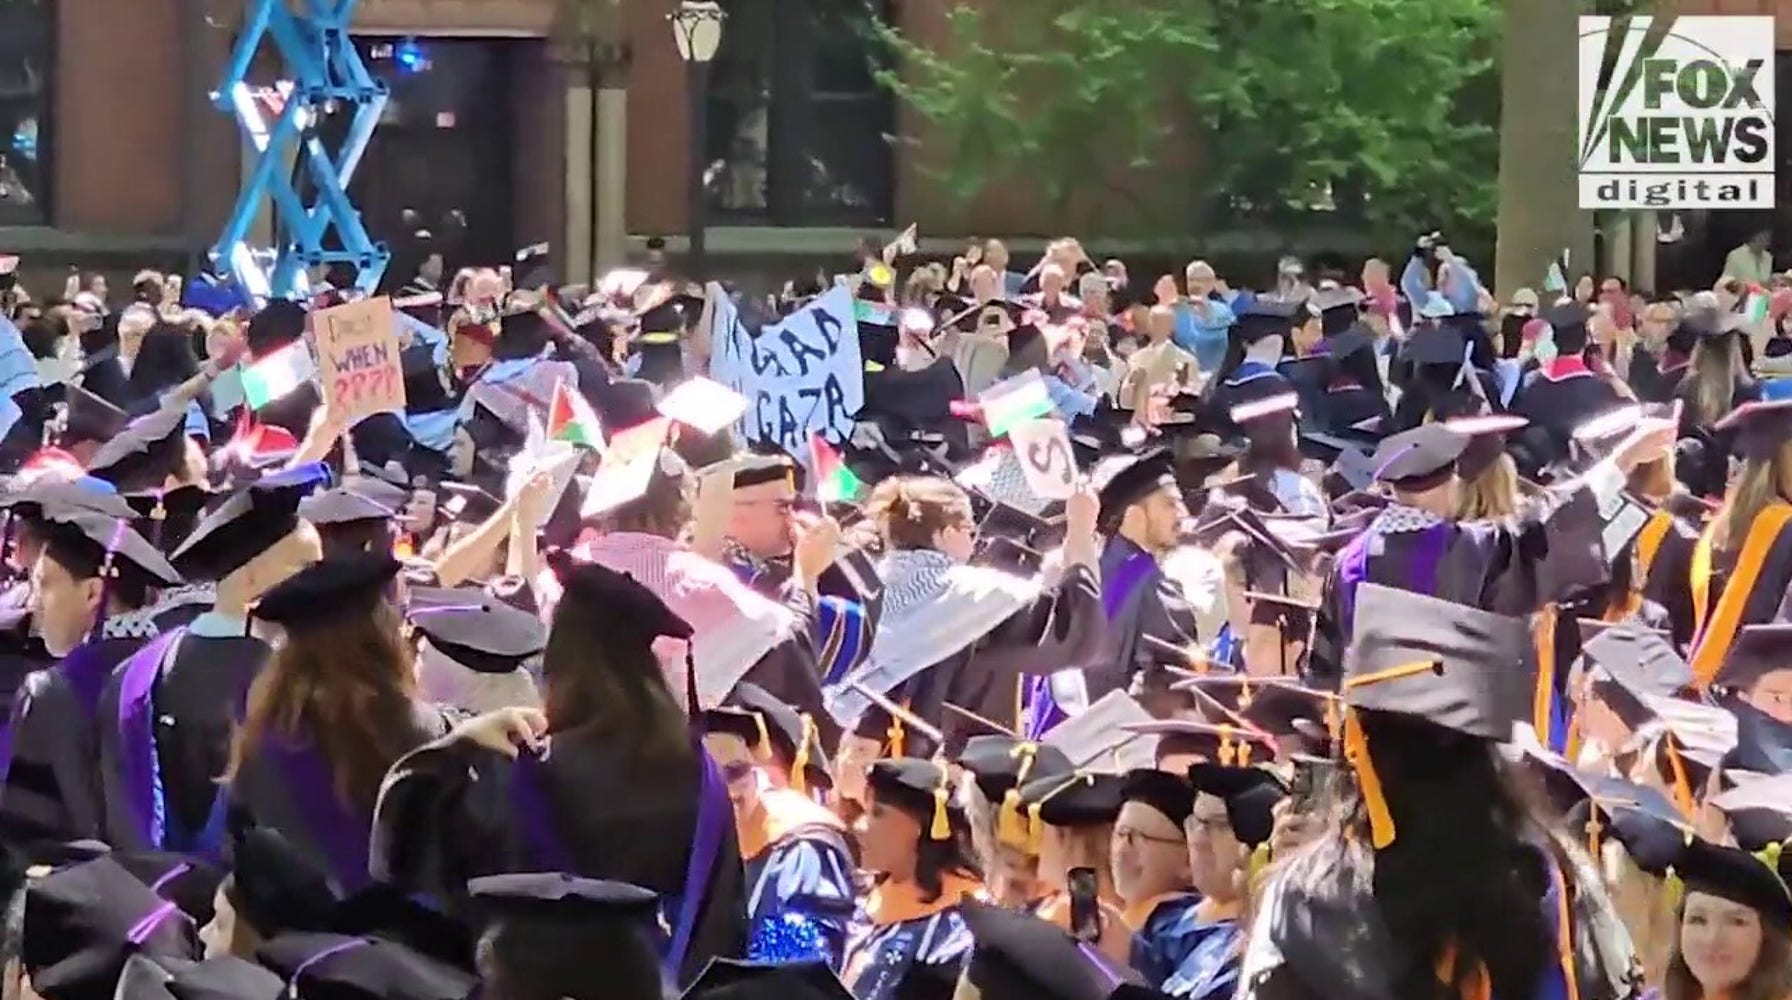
[877,0,1504,238]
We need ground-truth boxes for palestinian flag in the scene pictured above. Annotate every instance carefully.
[547,380,604,451]
[811,433,863,503]
[1743,287,1770,326]
[239,341,315,410]
[978,369,1054,439]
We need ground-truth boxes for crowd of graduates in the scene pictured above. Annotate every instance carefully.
[0,231,1782,1000]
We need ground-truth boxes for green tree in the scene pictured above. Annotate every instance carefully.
[878,0,1502,240]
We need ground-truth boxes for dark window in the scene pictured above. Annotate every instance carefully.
[0,0,53,224]
[704,0,893,227]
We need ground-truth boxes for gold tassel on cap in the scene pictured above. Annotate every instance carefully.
[929,769,952,841]
[1344,708,1396,849]
[998,743,1039,849]
[886,715,906,759]
[1218,724,1237,766]
[790,714,815,797]
[1249,843,1271,881]
[1237,679,1254,711]
[1532,604,1558,742]
[752,713,773,763]
[1585,804,1603,862]
[1663,737,1694,819]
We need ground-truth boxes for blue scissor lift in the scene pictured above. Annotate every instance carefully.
[209,0,390,299]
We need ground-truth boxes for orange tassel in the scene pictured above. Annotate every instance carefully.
[886,716,905,760]
[753,713,774,762]
[790,714,815,797]
[1344,709,1396,849]
[1532,604,1558,743]
[1218,724,1236,766]
[1664,738,1694,819]
[930,777,951,841]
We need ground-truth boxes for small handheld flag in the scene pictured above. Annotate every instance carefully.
[811,433,864,504]
[546,380,605,451]
[239,341,316,410]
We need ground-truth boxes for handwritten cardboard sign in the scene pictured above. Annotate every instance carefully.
[710,285,863,469]
[1006,417,1078,500]
[314,296,405,423]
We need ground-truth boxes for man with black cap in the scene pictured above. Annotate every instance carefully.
[95,463,330,854]
[1310,413,1675,687]
[469,874,668,1000]
[1082,449,1200,719]
[1511,302,1628,466]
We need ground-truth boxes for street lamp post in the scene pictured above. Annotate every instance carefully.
[669,0,725,281]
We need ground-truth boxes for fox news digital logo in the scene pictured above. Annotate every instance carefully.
[1578,16,1774,210]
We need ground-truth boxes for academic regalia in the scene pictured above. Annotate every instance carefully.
[226,555,456,892]
[254,931,476,1000]
[707,687,855,968]
[960,898,1143,1000]
[1,507,179,854]
[1204,302,1301,440]
[469,873,670,1000]
[1310,423,1621,687]
[371,559,747,987]
[1310,325,1392,435]
[1114,770,1201,991]
[96,465,331,856]
[21,855,201,1000]
[1240,586,1643,1000]
[842,760,982,1000]
[1686,399,1792,685]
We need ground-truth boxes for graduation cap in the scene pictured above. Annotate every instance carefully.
[1017,769,1126,828]
[86,404,192,493]
[1544,302,1593,353]
[1713,398,1792,462]
[1672,835,1792,928]
[22,855,199,998]
[1119,767,1196,828]
[1577,619,1693,701]
[1342,584,1535,848]
[1092,448,1176,526]
[705,682,831,794]
[1443,413,1527,480]
[254,932,476,1000]
[1715,623,1792,694]
[408,590,547,676]
[107,851,224,927]
[732,451,799,492]
[170,462,333,581]
[957,735,1075,842]
[1723,699,1792,776]
[59,383,131,447]
[35,503,183,588]
[468,874,666,997]
[440,481,504,523]
[1369,423,1469,490]
[866,757,960,841]
[1323,323,1378,362]
[1042,690,1159,773]
[1312,286,1365,333]
[1300,432,1379,493]
[1400,323,1467,368]
[1233,298,1307,345]
[0,476,136,520]
[162,956,285,1000]
[959,899,1141,1000]
[399,343,455,414]
[548,552,693,648]
[1562,798,1689,876]
[298,487,396,527]
[249,552,399,630]
[513,242,555,291]
[1184,762,1287,848]
[680,959,853,1000]
[1709,773,1792,851]
[1228,392,1301,441]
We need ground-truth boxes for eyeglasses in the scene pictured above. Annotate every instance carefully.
[1113,826,1186,848]
[733,498,796,514]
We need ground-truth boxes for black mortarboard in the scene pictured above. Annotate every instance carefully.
[1343,583,1535,741]
[1401,323,1468,368]
[467,872,663,989]
[298,487,396,527]
[1713,399,1792,462]
[1323,323,1377,362]
[1544,302,1592,353]
[1716,623,1792,693]
[1184,763,1287,847]
[439,481,504,523]
[1120,767,1196,828]
[680,959,854,1000]
[548,555,694,647]
[165,957,286,1000]
[1018,770,1126,828]
[251,553,399,630]
[36,505,183,587]
[1,478,138,520]
[108,851,224,927]
[1301,431,1379,493]
[599,378,662,434]
[1577,620,1693,700]
[1370,423,1468,490]
[1710,773,1792,851]
[713,682,831,790]
[1313,287,1365,338]
[1042,690,1159,773]
[956,735,1075,803]
[347,467,413,510]
[1233,299,1305,345]
[245,299,307,356]
[1672,836,1792,927]
[960,899,1140,1000]
[1565,798,1689,875]
[733,452,798,491]
[22,856,199,998]
[408,591,546,675]
[170,462,332,581]
[399,344,455,414]
[1118,718,1279,768]
[255,932,475,1000]
[866,757,960,839]
[229,826,342,937]
[86,404,191,493]
[60,384,131,447]
[1093,448,1177,525]
[1724,699,1792,776]
[1444,413,1526,480]
[1228,391,1301,438]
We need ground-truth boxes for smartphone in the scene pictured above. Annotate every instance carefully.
[1067,866,1100,943]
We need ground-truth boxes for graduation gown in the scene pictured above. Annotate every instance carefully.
[841,874,982,1000]
[369,724,748,986]
[1158,905,1245,1000]
[1236,837,1640,1000]
[0,606,51,724]
[839,563,1106,758]
[1088,536,1199,705]
[1311,472,1619,687]
[1125,892,1205,990]
[226,701,457,891]
[1510,358,1626,466]
[97,623,272,855]
[1203,362,1296,440]
[1687,498,1792,684]
[0,629,150,848]
[738,788,856,968]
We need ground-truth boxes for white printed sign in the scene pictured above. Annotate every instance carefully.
[1006,418,1078,500]
[709,284,863,465]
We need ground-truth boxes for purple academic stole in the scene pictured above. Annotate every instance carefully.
[1336,523,1452,630]
[114,629,185,849]
[262,736,373,892]
[507,743,728,979]
[1022,548,1157,739]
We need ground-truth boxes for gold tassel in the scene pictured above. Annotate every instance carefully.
[1238,738,1253,766]
[886,715,905,759]
[1757,840,1784,874]
[1532,604,1558,743]
[753,713,773,762]
[1663,737,1694,819]
[930,772,951,841]
[1027,803,1045,855]
[1219,724,1236,766]
[998,742,1039,849]
[1324,697,1341,746]
[790,714,815,797]
[1585,805,1603,863]
[1663,867,1684,911]
[1344,708,1396,849]
[1249,842,1270,881]
[1238,679,1253,710]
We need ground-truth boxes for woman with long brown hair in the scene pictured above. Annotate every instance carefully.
[371,556,747,987]
[1686,398,1792,686]
[224,552,454,892]
[1653,837,1792,1000]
